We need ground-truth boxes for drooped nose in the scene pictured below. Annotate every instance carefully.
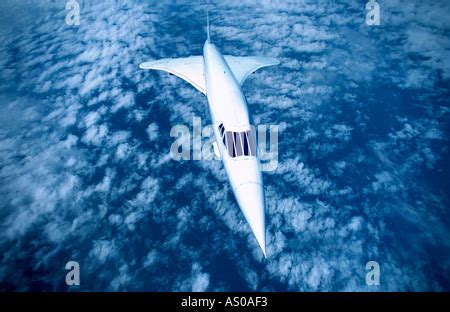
[233,182,266,258]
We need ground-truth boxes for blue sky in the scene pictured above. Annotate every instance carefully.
[0,0,449,291]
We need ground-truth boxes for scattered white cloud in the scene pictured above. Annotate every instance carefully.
[0,0,448,292]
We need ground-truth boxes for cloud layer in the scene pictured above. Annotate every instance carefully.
[0,0,449,291]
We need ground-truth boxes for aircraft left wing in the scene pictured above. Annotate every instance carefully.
[139,56,206,94]
[224,56,280,86]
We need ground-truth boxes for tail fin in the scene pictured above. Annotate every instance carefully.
[206,12,211,43]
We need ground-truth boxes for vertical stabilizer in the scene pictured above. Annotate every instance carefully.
[206,12,211,43]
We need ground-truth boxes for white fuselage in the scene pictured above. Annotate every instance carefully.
[202,41,266,256]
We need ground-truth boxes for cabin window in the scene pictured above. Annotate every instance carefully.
[218,123,256,158]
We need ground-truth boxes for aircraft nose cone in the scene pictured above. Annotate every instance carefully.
[234,182,266,258]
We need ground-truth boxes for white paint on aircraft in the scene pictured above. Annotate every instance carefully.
[140,15,279,258]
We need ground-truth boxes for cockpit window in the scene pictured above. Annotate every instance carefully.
[218,123,256,158]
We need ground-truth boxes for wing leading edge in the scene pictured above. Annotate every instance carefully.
[224,56,280,86]
[139,55,279,94]
[139,56,206,94]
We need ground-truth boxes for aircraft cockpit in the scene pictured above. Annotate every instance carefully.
[218,123,257,158]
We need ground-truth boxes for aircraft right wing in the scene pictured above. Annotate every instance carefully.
[224,56,280,86]
[139,56,206,94]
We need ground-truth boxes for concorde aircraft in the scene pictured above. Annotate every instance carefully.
[139,15,279,258]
